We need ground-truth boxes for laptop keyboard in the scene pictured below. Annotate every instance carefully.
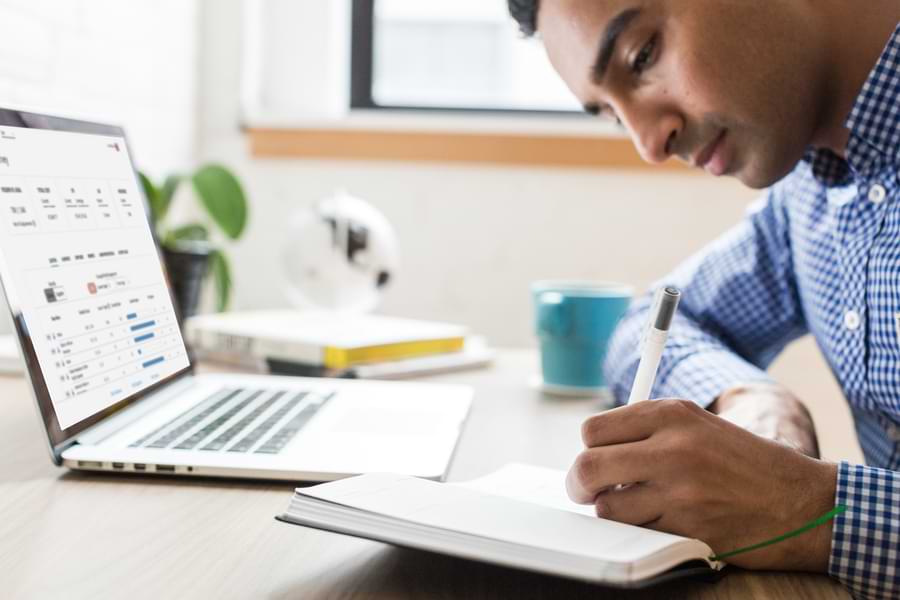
[130,387,333,454]
[227,391,304,453]
[202,391,285,452]
[135,388,243,449]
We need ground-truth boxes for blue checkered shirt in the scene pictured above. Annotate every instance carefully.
[605,24,900,599]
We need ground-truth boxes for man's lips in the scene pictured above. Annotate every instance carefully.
[693,130,728,175]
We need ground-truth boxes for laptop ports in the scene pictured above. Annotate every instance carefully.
[155,464,176,473]
[133,463,146,471]
[112,462,125,470]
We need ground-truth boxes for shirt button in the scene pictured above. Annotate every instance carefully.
[868,184,887,204]
[844,309,861,330]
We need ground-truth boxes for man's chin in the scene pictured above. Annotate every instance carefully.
[734,169,775,190]
[732,162,794,189]
[734,150,806,189]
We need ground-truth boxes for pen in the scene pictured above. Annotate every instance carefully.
[627,286,681,404]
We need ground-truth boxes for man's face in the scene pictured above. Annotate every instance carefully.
[538,0,828,188]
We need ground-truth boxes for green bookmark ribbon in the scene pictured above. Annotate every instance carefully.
[710,504,848,562]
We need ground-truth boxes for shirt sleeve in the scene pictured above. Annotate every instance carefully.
[603,183,808,407]
[830,462,900,599]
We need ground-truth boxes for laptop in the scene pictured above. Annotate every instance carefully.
[0,107,472,481]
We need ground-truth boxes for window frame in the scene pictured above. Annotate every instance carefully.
[349,0,586,116]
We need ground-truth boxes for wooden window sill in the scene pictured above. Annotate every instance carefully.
[246,122,691,171]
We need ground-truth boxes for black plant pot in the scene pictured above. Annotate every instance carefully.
[162,241,212,320]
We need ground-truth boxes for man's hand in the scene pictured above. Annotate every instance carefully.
[566,399,838,571]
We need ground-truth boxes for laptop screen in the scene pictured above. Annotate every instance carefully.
[0,111,191,446]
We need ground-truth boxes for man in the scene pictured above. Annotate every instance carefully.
[507,1,900,597]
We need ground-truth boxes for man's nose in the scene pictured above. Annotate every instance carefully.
[627,110,681,165]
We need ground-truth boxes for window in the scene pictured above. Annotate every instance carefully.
[351,0,582,113]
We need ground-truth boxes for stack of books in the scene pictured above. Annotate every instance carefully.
[185,309,494,379]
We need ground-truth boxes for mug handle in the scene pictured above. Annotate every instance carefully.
[536,292,572,336]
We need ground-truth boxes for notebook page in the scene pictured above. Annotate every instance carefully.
[454,463,596,516]
[298,473,689,565]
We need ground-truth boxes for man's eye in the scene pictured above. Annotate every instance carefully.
[631,34,658,75]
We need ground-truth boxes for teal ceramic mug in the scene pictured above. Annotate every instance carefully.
[532,281,633,392]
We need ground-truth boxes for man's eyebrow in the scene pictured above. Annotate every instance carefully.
[591,7,642,84]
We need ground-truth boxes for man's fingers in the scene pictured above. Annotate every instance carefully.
[580,403,658,447]
[581,398,704,448]
[566,443,655,504]
[594,483,664,526]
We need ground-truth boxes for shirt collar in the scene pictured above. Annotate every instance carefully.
[805,22,900,186]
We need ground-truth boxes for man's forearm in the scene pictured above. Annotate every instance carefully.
[710,382,820,458]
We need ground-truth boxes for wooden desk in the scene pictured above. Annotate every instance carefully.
[0,349,849,599]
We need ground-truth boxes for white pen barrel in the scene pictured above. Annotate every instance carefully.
[627,328,669,404]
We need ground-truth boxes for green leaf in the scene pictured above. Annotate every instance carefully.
[192,164,248,240]
[210,249,232,312]
[167,223,210,243]
[137,171,163,225]
[158,174,182,222]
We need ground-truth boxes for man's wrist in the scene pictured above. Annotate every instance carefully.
[772,459,838,572]
[711,382,820,458]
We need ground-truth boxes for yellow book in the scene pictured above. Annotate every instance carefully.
[323,337,465,369]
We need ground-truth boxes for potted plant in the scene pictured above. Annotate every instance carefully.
[138,164,248,318]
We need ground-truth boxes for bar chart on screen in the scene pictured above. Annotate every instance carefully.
[23,246,187,427]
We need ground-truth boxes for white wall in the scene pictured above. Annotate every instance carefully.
[0,0,198,178]
[209,159,757,345]
[198,0,861,461]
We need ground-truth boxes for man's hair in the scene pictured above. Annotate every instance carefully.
[508,0,540,37]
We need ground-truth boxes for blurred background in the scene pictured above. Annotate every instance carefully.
[0,0,861,461]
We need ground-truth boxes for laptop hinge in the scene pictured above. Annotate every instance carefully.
[73,375,199,448]
[52,438,80,464]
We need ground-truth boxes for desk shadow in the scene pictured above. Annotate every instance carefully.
[274,546,712,600]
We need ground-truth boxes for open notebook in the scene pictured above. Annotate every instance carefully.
[276,464,724,587]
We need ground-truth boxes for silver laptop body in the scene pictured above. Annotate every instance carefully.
[0,107,471,481]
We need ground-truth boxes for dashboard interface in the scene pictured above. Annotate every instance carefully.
[0,124,189,430]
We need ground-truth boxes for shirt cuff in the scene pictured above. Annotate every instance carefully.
[654,348,775,409]
[829,461,900,599]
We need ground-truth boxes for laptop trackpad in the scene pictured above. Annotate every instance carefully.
[284,393,465,476]
[330,405,448,436]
